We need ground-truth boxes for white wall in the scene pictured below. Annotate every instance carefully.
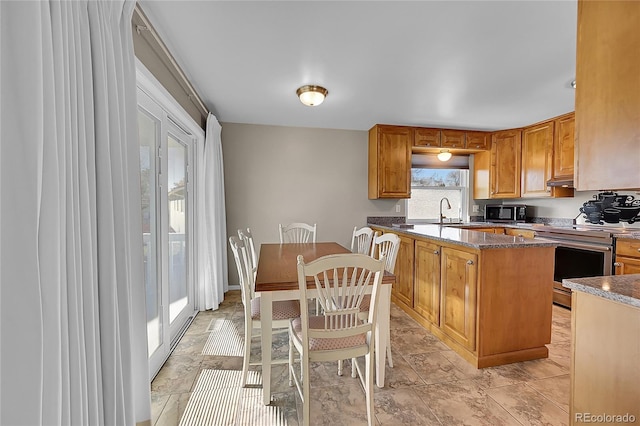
[221,122,400,285]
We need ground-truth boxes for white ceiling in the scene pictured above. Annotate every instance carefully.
[139,0,577,132]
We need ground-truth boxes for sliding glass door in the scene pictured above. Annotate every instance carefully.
[137,88,196,378]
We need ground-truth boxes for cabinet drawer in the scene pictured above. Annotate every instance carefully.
[504,228,535,239]
[441,130,466,149]
[414,128,441,147]
[616,238,640,258]
[466,131,489,150]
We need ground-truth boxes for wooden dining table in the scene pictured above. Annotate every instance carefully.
[255,242,395,405]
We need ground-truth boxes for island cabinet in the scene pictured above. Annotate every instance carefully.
[414,240,441,325]
[490,129,522,198]
[614,238,640,275]
[575,0,640,191]
[440,247,477,351]
[372,226,554,368]
[368,125,412,199]
[393,234,415,307]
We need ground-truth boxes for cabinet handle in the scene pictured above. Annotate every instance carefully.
[637,248,640,252]
[434,250,440,255]
[467,260,474,265]
[614,262,622,267]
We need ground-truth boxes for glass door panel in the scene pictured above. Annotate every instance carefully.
[167,134,189,324]
[138,107,162,358]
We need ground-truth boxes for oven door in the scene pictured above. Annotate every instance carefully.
[552,241,612,308]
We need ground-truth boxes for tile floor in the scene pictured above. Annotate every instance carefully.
[151,290,572,425]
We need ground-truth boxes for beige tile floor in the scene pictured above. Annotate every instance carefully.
[151,290,572,425]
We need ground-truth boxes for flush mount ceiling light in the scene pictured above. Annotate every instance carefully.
[296,85,328,106]
[437,150,452,162]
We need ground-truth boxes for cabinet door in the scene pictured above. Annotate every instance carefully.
[521,121,553,198]
[393,235,415,308]
[414,128,441,147]
[473,150,491,199]
[440,247,477,351]
[414,240,441,325]
[575,1,640,190]
[441,130,466,149]
[504,228,535,239]
[490,130,521,198]
[553,113,575,180]
[466,131,489,150]
[369,125,412,199]
[614,256,640,275]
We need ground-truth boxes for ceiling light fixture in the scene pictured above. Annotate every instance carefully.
[296,85,328,106]
[437,150,452,162]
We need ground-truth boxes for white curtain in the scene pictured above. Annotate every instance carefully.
[0,1,150,425]
[196,113,228,310]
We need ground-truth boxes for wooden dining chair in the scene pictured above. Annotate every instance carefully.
[238,227,257,280]
[229,236,301,386]
[350,226,374,254]
[338,231,401,375]
[288,253,386,426]
[279,222,317,243]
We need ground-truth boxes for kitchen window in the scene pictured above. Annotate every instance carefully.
[406,155,469,223]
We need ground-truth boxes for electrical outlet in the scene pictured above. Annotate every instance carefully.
[472,205,480,213]
[395,204,401,213]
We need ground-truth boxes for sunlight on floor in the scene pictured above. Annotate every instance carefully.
[178,369,287,426]
[202,318,244,357]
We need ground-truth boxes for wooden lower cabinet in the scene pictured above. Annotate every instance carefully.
[393,234,415,308]
[440,247,477,351]
[381,228,554,368]
[570,291,640,425]
[614,238,640,275]
[414,240,441,325]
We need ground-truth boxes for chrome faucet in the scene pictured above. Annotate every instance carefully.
[439,197,452,224]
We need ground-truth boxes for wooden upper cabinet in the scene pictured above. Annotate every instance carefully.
[575,0,640,190]
[473,150,491,199]
[466,132,489,150]
[368,125,412,199]
[521,121,554,198]
[553,113,575,180]
[414,128,441,148]
[490,130,522,198]
[441,130,466,149]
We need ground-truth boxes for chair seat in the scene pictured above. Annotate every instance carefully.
[251,297,301,321]
[291,316,366,351]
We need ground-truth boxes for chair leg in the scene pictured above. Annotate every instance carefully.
[386,325,394,368]
[302,355,310,426]
[288,334,294,387]
[242,321,252,387]
[351,358,357,378]
[365,352,374,426]
[337,359,343,376]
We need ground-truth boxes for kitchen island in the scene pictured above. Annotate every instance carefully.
[562,275,640,425]
[370,224,557,368]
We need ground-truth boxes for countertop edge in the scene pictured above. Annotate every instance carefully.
[368,223,558,249]
[562,275,640,308]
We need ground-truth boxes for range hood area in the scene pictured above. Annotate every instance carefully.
[547,177,574,188]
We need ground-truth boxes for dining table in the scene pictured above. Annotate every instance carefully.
[255,241,395,405]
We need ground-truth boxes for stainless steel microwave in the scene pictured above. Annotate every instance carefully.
[485,204,527,223]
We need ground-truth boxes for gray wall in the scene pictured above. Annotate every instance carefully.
[221,122,400,286]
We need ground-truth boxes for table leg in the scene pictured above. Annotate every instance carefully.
[260,293,273,405]
[375,285,391,388]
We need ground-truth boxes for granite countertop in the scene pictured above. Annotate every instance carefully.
[562,275,640,308]
[368,223,558,250]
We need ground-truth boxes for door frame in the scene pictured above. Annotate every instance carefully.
[136,60,204,379]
